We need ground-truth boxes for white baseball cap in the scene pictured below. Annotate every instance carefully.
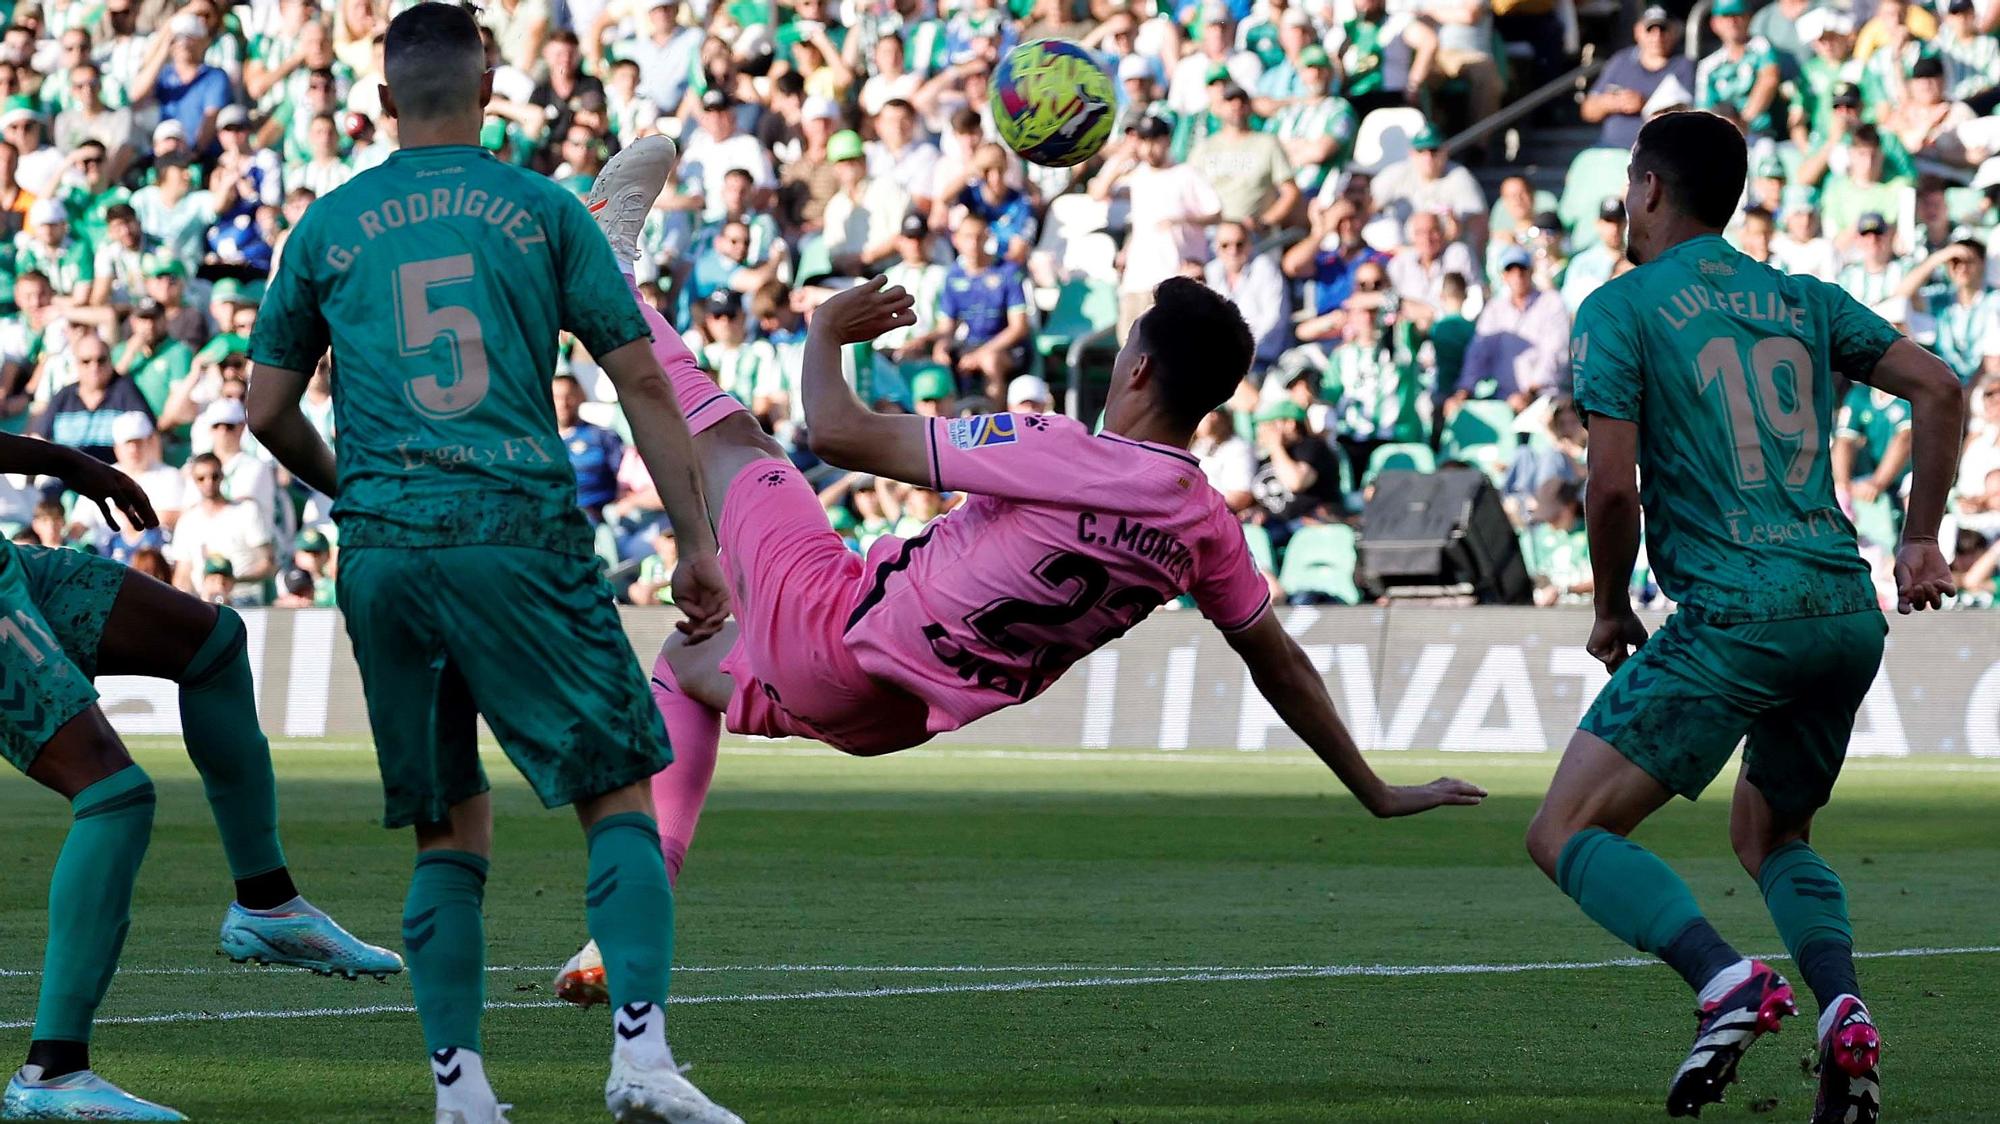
[1117,55,1151,83]
[152,119,186,144]
[26,198,63,227]
[200,398,248,429]
[802,95,840,122]
[111,412,154,444]
[1975,157,2000,192]
[1007,374,1053,406]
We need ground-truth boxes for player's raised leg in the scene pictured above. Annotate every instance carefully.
[0,552,179,1121]
[80,566,402,980]
[1526,724,1795,1118]
[588,134,791,518]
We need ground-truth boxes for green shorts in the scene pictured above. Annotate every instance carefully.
[16,544,128,677]
[337,545,671,829]
[1580,608,1887,815]
[0,544,106,771]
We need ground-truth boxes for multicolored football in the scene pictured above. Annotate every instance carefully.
[991,38,1117,168]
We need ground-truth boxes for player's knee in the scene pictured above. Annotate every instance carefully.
[1523,803,1571,880]
[183,604,246,687]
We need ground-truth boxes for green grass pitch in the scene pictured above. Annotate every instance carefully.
[0,740,1992,1122]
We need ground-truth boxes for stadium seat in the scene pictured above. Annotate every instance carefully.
[1035,277,1118,360]
[1242,521,1277,576]
[791,234,834,286]
[1351,108,1427,174]
[1558,147,1633,244]
[1059,231,1119,284]
[1442,399,1518,456]
[1364,442,1437,486]
[1277,523,1361,604]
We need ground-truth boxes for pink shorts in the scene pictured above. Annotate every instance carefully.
[717,459,931,753]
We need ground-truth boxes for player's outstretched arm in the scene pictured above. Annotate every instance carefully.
[247,363,339,498]
[0,432,156,531]
[1223,612,1486,818]
[1581,415,1648,671]
[1855,337,1965,612]
[800,277,935,486]
[597,339,729,640]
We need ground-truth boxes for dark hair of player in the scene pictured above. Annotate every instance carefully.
[1132,277,1255,430]
[383,2,485,121]
[1630,110,1746,229]
[1441,271,1468,301]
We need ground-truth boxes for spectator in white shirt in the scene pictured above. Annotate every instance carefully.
[1387,209,1481,311]
[1204,220,1291,371]
[69,412,185,542]
[678,89,776,217]
[193,397,276,523]
[822,129,910,274]
[864,98,941,217]
[1090,112,1224,341]
[1192,408,1259,513]
[1370,125,1489,250]
[172,451,275,603]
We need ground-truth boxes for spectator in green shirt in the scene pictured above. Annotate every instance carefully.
[113,299,193,418]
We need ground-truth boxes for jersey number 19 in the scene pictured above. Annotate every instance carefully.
[1694,335,1819,492]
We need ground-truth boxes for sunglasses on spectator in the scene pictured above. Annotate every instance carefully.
[75,355,107,366]
[192,471,219,482]
[1355,279,1387,291]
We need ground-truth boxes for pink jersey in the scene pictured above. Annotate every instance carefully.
[843,413,1272,734]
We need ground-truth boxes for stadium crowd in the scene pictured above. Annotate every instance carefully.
[4,0,2000,611]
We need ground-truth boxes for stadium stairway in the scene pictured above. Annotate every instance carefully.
[1473,123,1602,212]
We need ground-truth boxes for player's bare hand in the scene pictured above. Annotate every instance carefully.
[1364,777,1488,818]
[670,553,732,641]
[1894,539,1954,614]
[1586,609,1648,673]
[69,453,158,532]
[812,276,917,344]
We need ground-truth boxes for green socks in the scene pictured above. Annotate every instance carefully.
[585,812,673,1011]
[403,851,489,1055]
[180,608,286,883]
[34,766,156,1043]
[1557,828,1705,953]
[1758,840,1859,1008]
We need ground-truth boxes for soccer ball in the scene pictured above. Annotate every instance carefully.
[991,38,1117,168]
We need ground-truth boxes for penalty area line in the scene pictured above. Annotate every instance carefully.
[9,945,1994,1030]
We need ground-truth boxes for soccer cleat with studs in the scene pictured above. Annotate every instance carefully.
[556,939,610,1008]
[605,1053,742,1124]
[1666,959,1798,1117]
[586,134,678,266]
[217,899,404,981]
[1811,996,1881,1124]
[1,1066,186,1120]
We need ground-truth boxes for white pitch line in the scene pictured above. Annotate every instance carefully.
[2,944,1994,982]
[2,945,1991,1030]
[229,739,2000,773]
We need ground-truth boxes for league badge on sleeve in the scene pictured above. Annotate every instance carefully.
[946,413,1020,451]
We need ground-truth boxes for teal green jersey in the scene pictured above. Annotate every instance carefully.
[1571,234,1899,623]
[1696,39,1783,136]
[249,145,650,557]
[1835,383,1911,485]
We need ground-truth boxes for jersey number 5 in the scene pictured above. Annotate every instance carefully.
[395,255,492,421]
[1694,335,1819,491]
